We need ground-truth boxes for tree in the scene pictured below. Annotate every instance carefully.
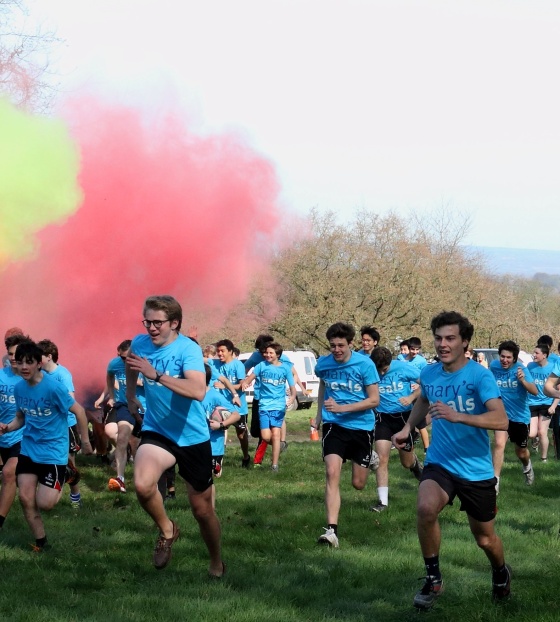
[0,0,58,111]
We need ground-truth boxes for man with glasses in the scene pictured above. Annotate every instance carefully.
[357,326,380,356]
[126,295,224,576]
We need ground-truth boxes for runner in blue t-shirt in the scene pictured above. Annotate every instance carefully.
[356,325,380,356]
[0,334,27,530]
[527,343,555,461]
[489,341,538,493]
[125,295,224,577]
[312,322,380,549]
[38,339,93,509]
[544,352,560,458]
[407,337,428,372]
[369,348,423,513]
[393,311,511,610]
[242,343,296,472]
[0,341,85,552]
[214,340,250,468]
[201,365,240,496]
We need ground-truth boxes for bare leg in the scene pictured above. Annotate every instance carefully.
[324,454,343,524]
[492,430,508,478]
[187,481,223,576]
[0,456,18,520]
[416,480,449,558]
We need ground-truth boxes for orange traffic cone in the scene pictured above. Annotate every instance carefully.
[310,419,320,441]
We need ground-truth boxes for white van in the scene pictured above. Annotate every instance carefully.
[239,350,319,410]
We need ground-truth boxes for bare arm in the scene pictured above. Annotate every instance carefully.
[0,410,25,435]
[126,353,205,401]
[544,373,560,399]
[323,382,379,414]
[70,401,93,454]
[241,372,256,392]
[217,375,241,406]
[313,381,325,429]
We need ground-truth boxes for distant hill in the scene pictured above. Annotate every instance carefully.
[468,246,560,279]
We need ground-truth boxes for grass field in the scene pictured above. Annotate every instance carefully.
[1,406,559,622]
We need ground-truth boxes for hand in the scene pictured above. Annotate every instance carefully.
[209,420,222,431]
[429,400,462,423]
[399,395,413,407]
[324,397,343,413]
[107,398,115,408]
[94,397,103,409]
[548,405,556,415]
[213,381,225,390]
[186,325,198,340]
[392,426,411,449]
[81,440,94,456]
[516,367,525,382]
[126,353,157,380]
[232,394,241,407]
[0,422,9,435]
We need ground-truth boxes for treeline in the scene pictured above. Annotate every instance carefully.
[215,209,560,357]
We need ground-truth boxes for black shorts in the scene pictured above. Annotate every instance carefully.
[105,403,143,437]
[322,422,374,468]
[250,400,261,437]
[375,411,414,451]
[508,421,529,448]
[69,425,81,454]
[530,404,552,420]
[416,416,428,431]
[0,441,21,464]
[234,415,248,433]
[420,463,497,523]
[16,453,66,490]
[140,431,213,492]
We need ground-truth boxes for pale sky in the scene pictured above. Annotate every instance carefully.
[27,0,560,251]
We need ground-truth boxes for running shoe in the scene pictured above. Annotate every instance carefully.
[241,456,251,469]
[492,564,512,601]
[271,464,279,473]
[317,527,339,548]
[71,498,83,509]
[413,577,444,610]
[523,465,535,486]
[153,520,180,569]
[369,501,387,513]
[108,476,126,493]
[369,450,380,471]
[410,458,424,481]
[280,441,289,453]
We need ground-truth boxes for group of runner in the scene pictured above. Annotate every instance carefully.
[1,298,560,610]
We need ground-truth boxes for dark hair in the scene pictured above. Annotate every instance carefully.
[144,295,182,331]
[400,339,410,348]
[370,347,392,372]
[264,342,283,357]
[535,343,549,357]
[233,347,240,357]
[37,339,59,362]
[326,322,355,343]
[537,335,553,348]
[15,341,43,364]
[5,334,32,350]
[204,363,212,386]
[254,334,274,351]
[216,339,234,353]
[117,339,132,352]
[498,340,519,362]
[408,337,422,349]
[360,326,380,342]
[430,311,474,343]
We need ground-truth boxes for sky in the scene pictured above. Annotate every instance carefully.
[23,0,560,251]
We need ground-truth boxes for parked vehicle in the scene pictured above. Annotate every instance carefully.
[239,350,319,410]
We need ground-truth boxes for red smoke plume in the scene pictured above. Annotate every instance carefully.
[0,99,282,399]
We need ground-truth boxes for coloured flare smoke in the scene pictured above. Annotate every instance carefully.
[0,98,282,399]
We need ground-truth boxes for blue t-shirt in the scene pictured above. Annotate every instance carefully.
[202,387,232,457]
[244,351,293,400]
[252,361,295,411]
[15,373,75,464]
[421,360,501,481]
[130,334,208,446]
[212,359,248,415]
[548,352,560,365]
[377,360,420,414]
[107,356,146,410]
[527,361,555,407]
[408,354,428,372]
[489,360,533,424]
[43,364,77,427]
[0,367,24,448]
[107,356,127,404]
[396,354,408,361]
[315,351,379,430]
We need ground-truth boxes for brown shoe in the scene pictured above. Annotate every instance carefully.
[153,521,180,569]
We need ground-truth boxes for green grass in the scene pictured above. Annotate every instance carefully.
[1,408,559,621]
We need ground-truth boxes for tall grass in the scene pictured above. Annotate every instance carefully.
[0,408,558,621]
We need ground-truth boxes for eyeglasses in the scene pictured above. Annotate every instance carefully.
[142,319,170,329]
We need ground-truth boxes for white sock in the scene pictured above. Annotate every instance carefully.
[378,486,389,506]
